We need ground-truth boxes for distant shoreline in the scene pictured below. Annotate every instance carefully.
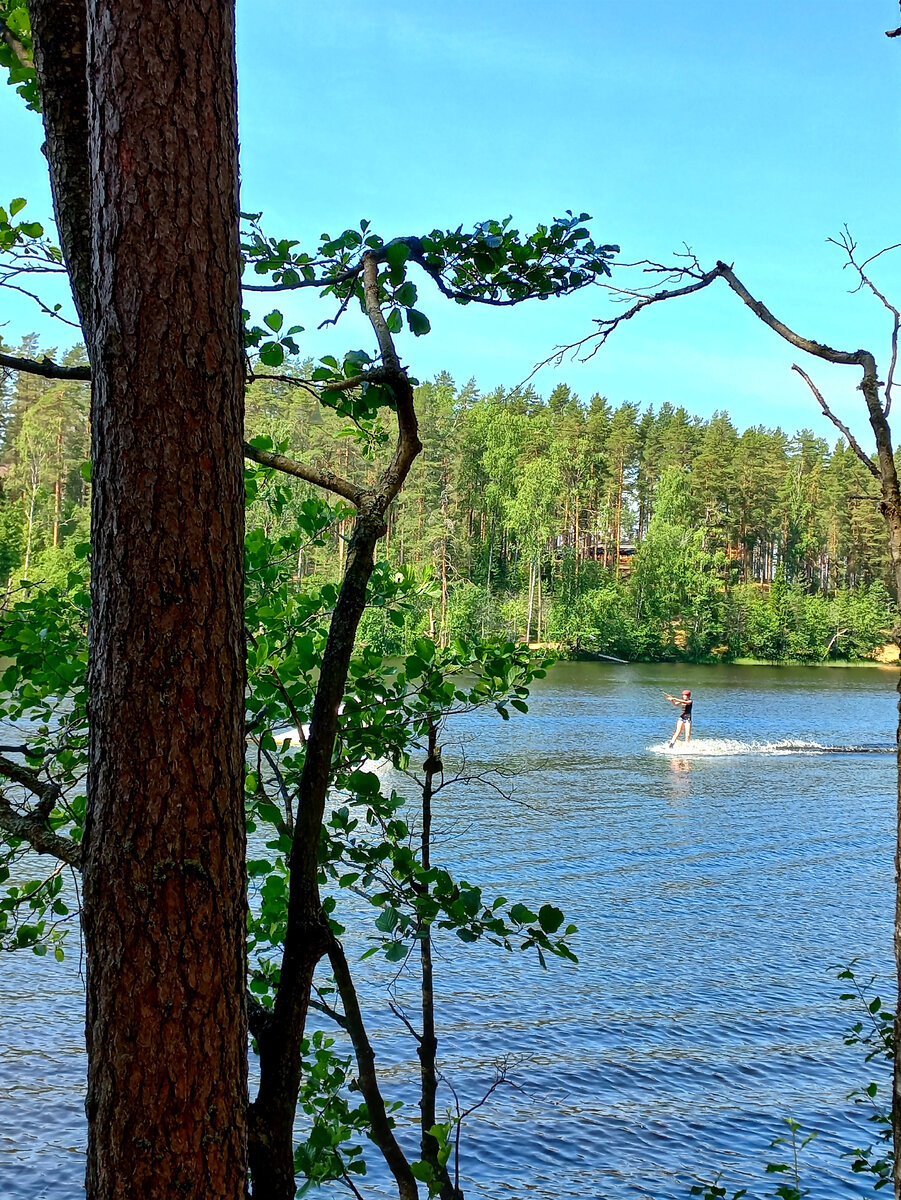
[539,644,901,670]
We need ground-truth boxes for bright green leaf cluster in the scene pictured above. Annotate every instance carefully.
[240,211,617,342]
[0,196,46,251]
[293,1029,374,1193]
[0,3,38,111]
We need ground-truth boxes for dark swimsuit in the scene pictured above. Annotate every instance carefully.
[680,700,693,720]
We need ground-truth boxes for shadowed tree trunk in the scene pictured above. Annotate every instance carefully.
[33,0,250,1194]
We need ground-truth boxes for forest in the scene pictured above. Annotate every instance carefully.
[1,336,893,665]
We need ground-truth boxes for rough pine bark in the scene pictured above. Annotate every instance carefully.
[81,1,248,1196]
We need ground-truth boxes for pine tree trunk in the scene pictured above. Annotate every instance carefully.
[536,561,542,643]
[23,464,38,576]
[613,456,624,578]
[80,2,248,1196]
[439,485,448,645]
[525,558,535,643]
[53,421,63,547]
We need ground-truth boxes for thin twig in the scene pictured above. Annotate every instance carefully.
[791,364,880,479]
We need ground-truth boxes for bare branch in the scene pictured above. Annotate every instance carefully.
[242,262,362,294]
[242,442,363,506]
[454,1054,519,1121]
[246,371,320,396]
[308,992,347,1029]
[327,935,420,1200]
[860,243,901,271]
[0,351,90,380]
[791,365,880,479]
[0,753,61,811]
[714,261,868,367]
[828,229,900,416]
[338,1170,366,1200]
[388,999,423,1043]
[527,264,721,381]
[0,282,83,327]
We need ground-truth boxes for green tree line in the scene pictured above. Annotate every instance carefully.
[1,340,893,662]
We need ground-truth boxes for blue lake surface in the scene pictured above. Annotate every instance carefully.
[0,661,896,1198]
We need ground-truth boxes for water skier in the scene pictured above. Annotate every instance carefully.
[664,689,692,747]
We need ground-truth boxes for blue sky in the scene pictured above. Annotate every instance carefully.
[3,1,900,439]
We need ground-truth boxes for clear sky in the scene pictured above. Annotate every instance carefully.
[2,1,900,440]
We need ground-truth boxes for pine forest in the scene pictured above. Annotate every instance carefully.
[1,338,892,666]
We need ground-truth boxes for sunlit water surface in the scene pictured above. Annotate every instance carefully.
[0,662,895,1199]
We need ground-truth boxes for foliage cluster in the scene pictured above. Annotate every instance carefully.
[0,469,577,1192]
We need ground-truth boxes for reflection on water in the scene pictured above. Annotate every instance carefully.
[0,661,896,1200]
[667,755,692,804]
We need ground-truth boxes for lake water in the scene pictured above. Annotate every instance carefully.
[0,661,896,1199]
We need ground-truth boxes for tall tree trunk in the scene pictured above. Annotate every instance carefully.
[536,559,542,644]
[53,420,63,548]
[79,2,248,1196]
[439,485,448,645]
[613,456,624,579]
[525,557,535,643]
[574,491,581,568]
[22,461,39,576]
[486,518,494,597]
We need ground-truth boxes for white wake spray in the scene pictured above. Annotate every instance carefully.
[648,737,893,757]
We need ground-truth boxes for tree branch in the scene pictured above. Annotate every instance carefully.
[0,281,83,328]
[0,763,82,870]
[713,261,871,367]
[362,253,400,374]
[0,753,61,813]
[791,364,880,479]
[361,254,422,506]
[327,935,420,1200]
[0,18,31,68]
[0,351,90,380]
[528,264,721,378]
[828,228,900,417]
[242,442,363,506]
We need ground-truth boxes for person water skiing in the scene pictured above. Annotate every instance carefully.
[664,688,692,747]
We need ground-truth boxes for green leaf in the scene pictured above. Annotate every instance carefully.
[395,281,417,308]
[258,341,285,367]
[9,197,26,217]
[407,309,431,336]
[375,907,399,933]
[538,904,565,933]
[385,241,410,271]
[263,310,284,333]
[409,1161,435,1184]
[510,903,537,925]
